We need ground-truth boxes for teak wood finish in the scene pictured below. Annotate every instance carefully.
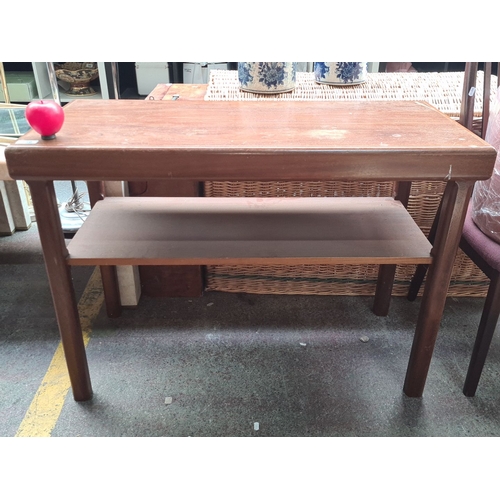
[7,100,494,182]
[5,98,496,401]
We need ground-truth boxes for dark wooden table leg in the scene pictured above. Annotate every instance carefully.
[372,265,397,316]
[403,181,473,397]
[407,191,445,302]
[372,181,412,316]
[99,265,122,318]
[28,181,92,401]
[86,180,105,206]
[86,181,122,318]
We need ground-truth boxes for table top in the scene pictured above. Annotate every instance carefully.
[5,98,496,182]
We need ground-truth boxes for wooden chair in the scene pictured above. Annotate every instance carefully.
[407,62,500,396]
[461,203,500,396]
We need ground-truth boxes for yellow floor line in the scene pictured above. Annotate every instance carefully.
[15,267,104,437]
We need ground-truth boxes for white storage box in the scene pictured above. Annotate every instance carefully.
[135,62,170,95]
[183,62,228,84]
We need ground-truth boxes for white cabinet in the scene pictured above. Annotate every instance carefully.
[32,62,110,101]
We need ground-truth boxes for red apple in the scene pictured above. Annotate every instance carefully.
[25,100,65,140]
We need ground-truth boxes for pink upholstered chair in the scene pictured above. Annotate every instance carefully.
[460,202,500,396]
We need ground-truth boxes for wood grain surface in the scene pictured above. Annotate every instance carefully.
[6,99,496,182]
[67,196,432,266]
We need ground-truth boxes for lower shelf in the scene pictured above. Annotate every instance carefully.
[66,196,433,266]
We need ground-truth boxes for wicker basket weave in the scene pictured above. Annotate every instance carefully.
[202,70,494,297]
[204,70,496,118]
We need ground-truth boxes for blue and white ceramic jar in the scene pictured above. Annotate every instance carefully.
[238,62,296,94]
[314,62,367,86]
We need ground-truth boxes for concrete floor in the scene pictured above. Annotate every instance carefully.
[1,219,500,438]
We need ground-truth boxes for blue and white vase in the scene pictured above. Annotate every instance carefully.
[314,62,367,86]
[238,62,296,94]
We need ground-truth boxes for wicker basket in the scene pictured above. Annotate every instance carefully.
[202,70,494,297]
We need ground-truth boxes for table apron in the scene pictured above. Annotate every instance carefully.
[6,149,495,182]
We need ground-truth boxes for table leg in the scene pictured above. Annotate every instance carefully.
[372,265,397,316]
[87,181,122,318]
[403,181,473,397]
[28,181,92,401]
[100,265,122,318]
[372,181,413,316]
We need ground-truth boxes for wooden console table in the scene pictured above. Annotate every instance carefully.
[5,98,496,401]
